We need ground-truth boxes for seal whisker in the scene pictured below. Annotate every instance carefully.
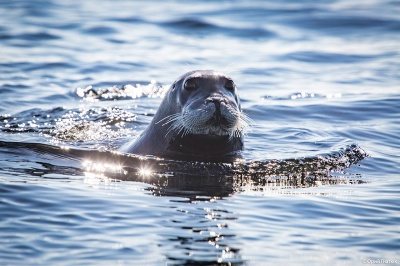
[183,62,194,73]
[156,113,181,125]
[181,116,197,136]
[222,62,239,76]
[162,116,180,127]
[169,119,183,132]
[163,114,187,137]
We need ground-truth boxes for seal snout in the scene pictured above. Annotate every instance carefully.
[204,96,234,126]
[206,97,222,113]
[205,96,223,116]
[205,96,226,105]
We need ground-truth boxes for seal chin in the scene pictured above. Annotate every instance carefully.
[166,132,244,161]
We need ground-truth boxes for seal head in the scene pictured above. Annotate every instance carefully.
[120,70,250,162]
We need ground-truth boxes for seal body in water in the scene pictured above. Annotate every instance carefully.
[120,70,250,162]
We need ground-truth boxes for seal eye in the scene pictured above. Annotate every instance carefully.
[224,80,235,91]
[184,79,197,91]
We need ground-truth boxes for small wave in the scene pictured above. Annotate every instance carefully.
[288,15,400,33]
[163,18,214,29]
[281,51,378,64]
[0,108,64,133]
[109,17,145,24]
[82,26,118,35]
[161,18,276,39]
[261,92,329,101]
[79,64,128,74]
[0,140,368,198]
[75,82,170,102]
[251,94,400,125]
[0,107,136,145]
[24,62,76,71]
[2,32,61,41]
[49,107,136,142]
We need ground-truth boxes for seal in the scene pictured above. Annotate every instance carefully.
[119,70,250,162]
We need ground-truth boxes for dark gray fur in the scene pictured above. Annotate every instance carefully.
[119,70,244,162]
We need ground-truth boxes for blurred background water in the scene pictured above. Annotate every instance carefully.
[0,0,399,265]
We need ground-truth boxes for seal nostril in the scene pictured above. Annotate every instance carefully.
[206,98,222,113]
[206,97,224,105]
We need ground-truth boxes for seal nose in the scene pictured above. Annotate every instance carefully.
[206,97,224,121]
[206,96,225,105]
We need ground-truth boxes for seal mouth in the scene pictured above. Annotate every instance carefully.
[207,105,230,128]
[208,117,229,127]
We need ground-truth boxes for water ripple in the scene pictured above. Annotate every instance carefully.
[0,0,399,264]
[161,18,276,39]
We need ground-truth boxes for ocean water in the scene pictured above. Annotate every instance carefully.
[0,0,399,265]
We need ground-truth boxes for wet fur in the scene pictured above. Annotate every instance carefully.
[120,70,250,162]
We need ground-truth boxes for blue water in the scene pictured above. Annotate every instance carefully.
[1,0,399,265]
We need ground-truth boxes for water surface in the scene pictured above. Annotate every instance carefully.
[0,0,399,265]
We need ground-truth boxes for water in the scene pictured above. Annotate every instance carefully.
[0,0,399,265]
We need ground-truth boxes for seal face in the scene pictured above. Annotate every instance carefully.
[120,70,250,162]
